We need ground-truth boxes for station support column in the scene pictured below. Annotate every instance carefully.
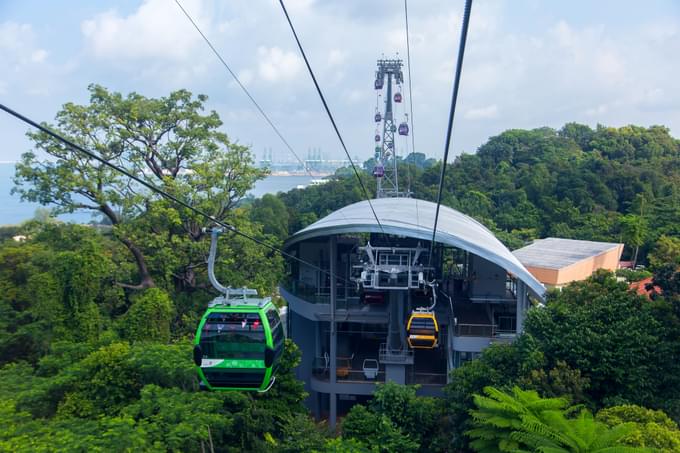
[329,235,337,429]
[516,280,527,333]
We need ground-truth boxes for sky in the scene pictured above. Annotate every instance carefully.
[1,0,679,164]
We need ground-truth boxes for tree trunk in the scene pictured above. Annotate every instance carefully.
[118,236,155,289]
[100,203,155,289]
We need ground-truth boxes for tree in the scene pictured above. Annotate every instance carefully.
[648,235,680,270]
[524,271,680,413]
[468,386,649,453]
[250,194,290,241]
[518,361,591,406]
[619,214,648,266]
[596,405,680,451]
[342,405,419,453]
[367,382,444,452]
[511,409,644,453]
[14,85,266,290]
[466,386,571,452]
[120,288,174,343]
[443,337,545,451]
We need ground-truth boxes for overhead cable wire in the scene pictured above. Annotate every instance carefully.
[173,0,314,178]
[278,0,391,241]
[428,0,473,266]
[0,102,353,286]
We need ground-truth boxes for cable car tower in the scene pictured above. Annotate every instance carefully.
[373,58,410,198]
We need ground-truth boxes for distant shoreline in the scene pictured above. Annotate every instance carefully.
[267,170,332,177]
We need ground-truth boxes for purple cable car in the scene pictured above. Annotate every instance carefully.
[399,122,409,136]
[394,92,402,103]
[374,112,382,122]
[375,79,384,90]
[375,134,381,142]
[373,165,385,177]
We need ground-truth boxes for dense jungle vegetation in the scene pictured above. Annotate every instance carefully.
[2,87,680,451]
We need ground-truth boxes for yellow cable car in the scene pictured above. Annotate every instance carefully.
[406,310,439,349]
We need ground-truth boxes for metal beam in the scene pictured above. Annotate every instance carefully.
[329,235,337,429]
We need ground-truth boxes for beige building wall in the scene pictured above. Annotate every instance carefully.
[526,244,624,287]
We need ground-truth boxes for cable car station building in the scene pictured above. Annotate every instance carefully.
[280,197,545,425]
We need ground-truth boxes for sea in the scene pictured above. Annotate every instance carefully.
[0,163,316,225]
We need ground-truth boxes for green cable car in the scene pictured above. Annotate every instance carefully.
[193,293,283,391]
[192,229,284,392]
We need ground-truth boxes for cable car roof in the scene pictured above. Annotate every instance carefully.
[285,197,546,301]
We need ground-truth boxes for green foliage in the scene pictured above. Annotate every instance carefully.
[615,267,652,283]
[258,340,308,416]
[120,288,174,343]
[342,404,419,453]
[648,235,680,270]
[618,214,648,265]
[510,409,643,453]
[14,84,268,291]
[0,224,121,364]
[250,194,290,241]
[597,405,680,451]
[275,413,328,453]
[5,114,680,451]
[341,383,444,452]
[443,336,545,450]
[323,436,371,452]
[525,270,680,410]
[466,386,572,452]
[369,382,444,451]
[518,361,591,406]
[280,123,680,254]
[468,386,651,453]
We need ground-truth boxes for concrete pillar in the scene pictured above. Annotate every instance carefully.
[329,236,337,429]
[516,280,526,333]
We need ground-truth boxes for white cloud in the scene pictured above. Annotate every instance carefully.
[327,49,347,67]
[30,49,48,63]
[236,69,254,86]
[257,46,303,82]
[2,0,680,164]
[585,104,608,116]
[0,22,39,63]
[464,104,499,120]
[81,0,208,62]
[346,89,364,104]
[0,21,60,97]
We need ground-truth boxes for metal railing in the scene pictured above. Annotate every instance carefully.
[410,372,447,386]
[379,343,414,364]
[454,323,518,338]
[312,356,386,383]
[281,277,362,306]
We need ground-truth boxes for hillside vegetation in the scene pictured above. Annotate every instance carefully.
[2,86,680,451]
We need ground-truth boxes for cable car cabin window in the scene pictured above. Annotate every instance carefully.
[409,317,437,335]
[200,312,265,360]
[266,308,285,364]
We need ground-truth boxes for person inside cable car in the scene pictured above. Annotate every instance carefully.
[195,305,283,391]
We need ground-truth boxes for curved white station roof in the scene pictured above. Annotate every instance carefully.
[286,197,546,300]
